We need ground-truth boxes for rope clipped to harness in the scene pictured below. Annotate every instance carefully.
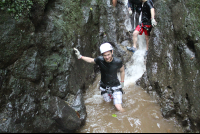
[100,86,125,98]
[139,22,152,34]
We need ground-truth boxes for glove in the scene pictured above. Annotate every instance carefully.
[129,10,132,15]
[73,48,82,59]
[120,81,125,94]
[151,18,157,27]
[120,81,124,88]
[128,7,132,15]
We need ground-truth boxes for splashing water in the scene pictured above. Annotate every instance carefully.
[76,0,184,133]
[77,22,183,133]
[77,73,184,133]
[122,0,147,85]
[124,34,146,85]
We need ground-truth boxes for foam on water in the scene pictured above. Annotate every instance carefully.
[124,33,146,86]
[77,1,184,133]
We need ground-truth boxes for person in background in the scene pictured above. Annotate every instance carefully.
[74,43,125,112]
[127,0,157,58]
[127,0,142,31]
[112,0,117,7]
[112,0,124,7]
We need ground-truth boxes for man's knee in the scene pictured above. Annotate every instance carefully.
[133,31,139,37]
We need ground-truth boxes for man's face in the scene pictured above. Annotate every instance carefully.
[102,51,113,62]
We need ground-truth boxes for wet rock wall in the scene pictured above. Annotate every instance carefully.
[137,0,200,132]
[0,0,132,132]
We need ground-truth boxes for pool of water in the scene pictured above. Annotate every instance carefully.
[76,74,183,133]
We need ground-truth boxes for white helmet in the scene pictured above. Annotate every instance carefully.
[100,43,113,54]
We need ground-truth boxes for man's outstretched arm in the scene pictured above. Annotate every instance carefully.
[81,56,95,64]
[74,48,95,64]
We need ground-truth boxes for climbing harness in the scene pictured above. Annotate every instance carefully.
[100,85,124,99]
[138,22,152,34]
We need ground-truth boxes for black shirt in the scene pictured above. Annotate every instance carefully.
[94,56,123,87]
[141,0,154,25]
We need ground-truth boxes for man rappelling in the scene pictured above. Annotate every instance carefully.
[127,0,157,58]
[74,43,125,112]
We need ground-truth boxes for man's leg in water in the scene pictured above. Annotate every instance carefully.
[115,104,125,112]
[102,92,124,112]
[102,93,112,102]
[133,30,140,49]
[145,35,150,51]
[113,91,125,112]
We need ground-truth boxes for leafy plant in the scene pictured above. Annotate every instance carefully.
[187,0,200,37]
[0,0,33,20]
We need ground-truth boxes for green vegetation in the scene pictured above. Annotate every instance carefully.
[0,0,33,20]
[187,0,200,37]
[53,0,83,39]
[81,0,92,7]
[187,0,200,19]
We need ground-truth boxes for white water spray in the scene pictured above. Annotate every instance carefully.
[123,0,146,86]
[78,1,184,133]
[124,34,146,85]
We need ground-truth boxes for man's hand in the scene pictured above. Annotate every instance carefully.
[129,10,132,15]
[151,18,157,27]
[128,7,132,15]
[73,48,82,59]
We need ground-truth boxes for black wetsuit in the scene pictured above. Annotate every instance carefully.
[141,0,154,25]
[127,0,142,14]
[94,56,123,87]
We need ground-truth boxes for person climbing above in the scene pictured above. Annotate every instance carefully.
[74,43,125,112]
[127,0,157,56]
[127,0,142,31]
[112,0,117,7]
[112,0,124,7]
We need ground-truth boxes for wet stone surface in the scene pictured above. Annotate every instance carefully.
[0,0,132,132]
[0,0,199,133]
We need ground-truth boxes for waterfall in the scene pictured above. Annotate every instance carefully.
[122,0,146,86]
[124,35,146,85]
[77,1,184,133]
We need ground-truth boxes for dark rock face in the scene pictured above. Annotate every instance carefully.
[137,0,200,133]
[0,0,132,132]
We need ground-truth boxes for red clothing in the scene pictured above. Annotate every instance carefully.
[135,23,152,36]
